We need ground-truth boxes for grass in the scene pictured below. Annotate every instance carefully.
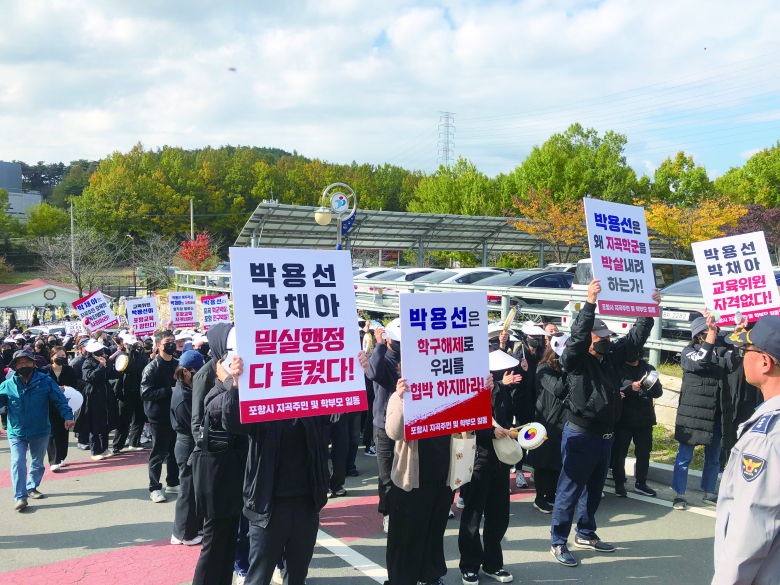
[0,271,44,284]
[627,425,705,471]
[657,361,683,378]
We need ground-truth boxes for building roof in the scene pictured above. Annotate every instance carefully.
[0,279,78,301]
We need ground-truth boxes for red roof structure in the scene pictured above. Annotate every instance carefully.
[0,279,78,301]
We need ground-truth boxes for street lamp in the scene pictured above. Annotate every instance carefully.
[315,183,357,249]
[127,234,136,295]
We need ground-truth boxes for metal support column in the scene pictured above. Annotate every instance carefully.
[482,240,488,267]
[538,242,545,268]
[418,237,424,267]
[648,316,662,367]
[501,295,510,321]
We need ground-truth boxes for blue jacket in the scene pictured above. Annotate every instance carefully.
[0,370,74,441]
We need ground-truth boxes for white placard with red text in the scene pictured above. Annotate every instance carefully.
[400,291,491,441]
[691,231,779,326]
[125,298,160,337]
[169,291,197,328]
[584,197,659,318]
[229,247,366,422]
[201,294,231,330]
[71,290,118,330]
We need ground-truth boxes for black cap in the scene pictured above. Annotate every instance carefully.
[592,318,615,337]
[10,349,35,369]
[725,315,780,362]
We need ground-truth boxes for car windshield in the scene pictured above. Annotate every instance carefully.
[373,270,405,281]
[361,270,395,279]
[477,271,540,287]
[352,269,367,277]
[660,276,702,296]
[415,270,458,283]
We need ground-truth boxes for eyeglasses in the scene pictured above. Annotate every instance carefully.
[735,346,762,358]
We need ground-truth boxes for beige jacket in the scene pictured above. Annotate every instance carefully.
[385,392,454,492]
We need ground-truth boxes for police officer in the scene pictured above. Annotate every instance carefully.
[712,315,780,584]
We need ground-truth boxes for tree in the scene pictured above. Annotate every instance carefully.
[725,204,780,261]
[715,141,780,207]
[508,188,588,263]
[25,203,70,237]
[49,162,97,208]
[643,200,746,259]
[507,123,648,206]
[651,151,714,206]
[0,189,21,240]
[34,228,128,296]
[177,232,219,271]
[136,233,180,289]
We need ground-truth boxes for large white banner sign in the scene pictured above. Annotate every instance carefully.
[71,291,118,330]
[126,298,160,337]
[230,247,366,422]
[169,291,197,328]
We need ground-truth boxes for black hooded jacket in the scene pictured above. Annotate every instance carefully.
[616,361,662,429]
[191,322,231,442]
[140,355,178,425]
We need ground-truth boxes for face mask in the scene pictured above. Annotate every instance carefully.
[626,354,640,364]
[173,350,182,358]
[528,338,540,349]
[592,339,612,356]
[163,342,176,355]
[389,340,401,356]
[16,366,34,378]
[54,356,68,366]
[199,344,210,358]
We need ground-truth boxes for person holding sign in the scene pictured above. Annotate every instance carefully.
[77,339,120,460]
[550,279,659,568]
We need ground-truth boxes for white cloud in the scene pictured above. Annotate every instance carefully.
[739,147,763,160]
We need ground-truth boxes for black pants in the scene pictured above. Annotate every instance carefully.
[192,515,240,585]
[246,497,319,585]
[346,415,361,474]
[458,465,510,575]
[374,426,395,516]
[326,416,348,492]
[363,384,375,449]
[533,467,561,504]
[611,425,653,485]
[113,398,147,450]
[47,407,69,464]
[387,481,452,585]
[173,437,200,541]
[148,423,179,492]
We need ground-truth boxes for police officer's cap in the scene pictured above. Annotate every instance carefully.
[725,315,780,362]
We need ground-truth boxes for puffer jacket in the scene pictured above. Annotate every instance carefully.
[528,364,567,471]
[140,355,178,425]
[75,356,120,435]
[616,361,662,429]
[0,370,73,440]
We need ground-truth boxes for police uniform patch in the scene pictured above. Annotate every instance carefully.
[741,454,767,482]
[749,412,778,435]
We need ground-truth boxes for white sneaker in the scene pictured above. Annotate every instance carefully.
[456,495,465,509]
[50,463,61,472]
[91,454,104,461]
[77,443,90,450]
[127,446,145,451]
[58,460,67,468]
[165,485,180,494]
[150,490,166,503]
[516,473,528,488]
[383,514,389,534]
[102,451,114,458]
[170,534,203,546]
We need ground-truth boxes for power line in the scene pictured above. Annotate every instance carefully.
[437,112,455,167]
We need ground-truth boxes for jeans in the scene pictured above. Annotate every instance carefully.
[672,417,722,495]
[9,434,49,501]
[550,423,613,546]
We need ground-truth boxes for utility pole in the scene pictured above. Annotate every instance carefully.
[127,235,136,295]
[70,200,75,274]
[437,111,455,167]
[190,198,194,239]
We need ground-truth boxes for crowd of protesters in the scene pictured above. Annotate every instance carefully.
[0,278,774,585]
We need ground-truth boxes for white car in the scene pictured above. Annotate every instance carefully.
[412,267,504,286]
[353,267,440,295]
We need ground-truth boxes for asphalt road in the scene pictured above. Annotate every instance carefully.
[0,431,717,585]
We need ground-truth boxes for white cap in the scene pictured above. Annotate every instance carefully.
[383,318,402,342]
[119,332,138,345]
[192,333,208,346]
[551,334,569,357]
[521,322,548,337]
[175,331,193,341]
[85,339,105,353]
[3,337,15,343]
[487,323,519,341]
[14,334,24,341]
[489,349,520,371]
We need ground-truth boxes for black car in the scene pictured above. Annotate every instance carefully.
[479,270,574,311]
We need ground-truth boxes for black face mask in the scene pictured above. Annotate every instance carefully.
[199,344,210,359]
[592,340,612,356]
[16,366,34,378]
[162,342,176,356]
[173,350,182,358]
[54,356,68,366]
[527,338,540,349]
[389,340,401,356]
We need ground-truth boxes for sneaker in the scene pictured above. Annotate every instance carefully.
[456,495,465,509]
[551,544,578,567]
[383,514,389,534]
[420,580,445,585]
[601,491,606,499]
[77,443,90,450]
[634,482,657,497]
[346,469,359,477]
[573,535,615,552]
[101,451,114,458]
[329,487,347,498]
[127,446,145,451]
[58,461,66,468]
[165,485,180,494]
[112,449,123,455]
[91,454,104,461]
[170,534,203,546]
[482,568,513,582]
[14,499,28,512]
[672,496,687,510]
[364,446,377,456]
[703,494,718,506]
[448,509,456,519]
[150,490,166,503]
[533,498,554,514]
[515,473,528,488]
[462,573,479,585]
[529,472,535,483]
[615,483,627,497]
[50,463,61,472]
[27,488,45,499]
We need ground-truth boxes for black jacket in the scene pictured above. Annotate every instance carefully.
[192,322,231,442]
[223,381,330,529]
[474,380,513,470]
[75,356,119,435]
[675,337,740,448]
[140,355,178,425]
[616,361,662,429]
[171,380,194,437]
[529,364,568,471]
[113,345,148,403]
[44,363,80,391]
[70,353,86,392]
[366,343,400,430]
[560,301,654,435]
[510,342,543,425]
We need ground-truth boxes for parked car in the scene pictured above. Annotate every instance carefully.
[206,262,231,288]
[353,268,440,294]
[478,270,574,311]
[25,325,67,338]
[413,267,504,285]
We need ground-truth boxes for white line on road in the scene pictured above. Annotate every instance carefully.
[602,487,716,518]
[317,529,388,584]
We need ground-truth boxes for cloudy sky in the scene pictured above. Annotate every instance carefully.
[1,0,778,178]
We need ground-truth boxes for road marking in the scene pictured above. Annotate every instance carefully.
[316,529,388,583]
[602,487,716,518]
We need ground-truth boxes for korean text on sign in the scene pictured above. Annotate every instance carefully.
[229,247,366,423]
[169,291,197,328]
[400,291,491,440]
[125,298,160,336]
[692,231,780,326]
[201,294,231,330]
[584,198,659,318]
[71,290,118,330]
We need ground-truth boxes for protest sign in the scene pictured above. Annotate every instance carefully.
[71,290,118,330]
[691,231,779,326]
[229,247,366,423]
[584,197,659,318]
[399,291,491,440]
[126,298,160,336]
[64,321,87,336]
[201,294,231,330]
[169,291,197,328]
